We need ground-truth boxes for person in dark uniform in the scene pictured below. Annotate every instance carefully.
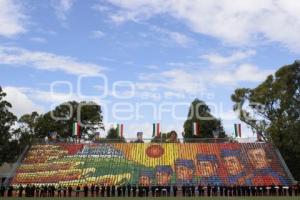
[7,185,13,197]
[158,185,162,197]
[222,185,226,196]
[106,185,111,197]
[111,185,116,197]
[220,185,224,196]
[145,185,150,197]
[279,185,283,196]
[288,185,293,196]
[127,184,131,197]
[207,184,211,196]
[246,185,251,196]
[51,185,55,197]
[25,184,29,197]
[238,185,242,196]
[45,185,49,197]
[91,184,95,197]
[95,184,100,197]
[250,185,256,196]
[182,185,186,196]
[132,184,137,197]
[214,185,219,196]
[76,185,80,197]
[295,184,299,196]
[31,185,35,197]
[68,185,73,197]
[122,184,126,196]
[35,185,40,197]
[83,184,88,197]
[233,185,237,196]
[197,184,202,196]
[18,185,24,197]
[172,185,177,197]
[228,185,233,196]
[63,185,67,197]
[138,185,143,197]
[0,185,5,197]
[242,185,246,196]
[100,185,105,197]
[40,185,44,197]
[166,185,171,196]
[58,184,62,197]
[117,186,122,197]
[151,185,155,197]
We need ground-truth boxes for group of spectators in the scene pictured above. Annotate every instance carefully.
[1,183,300,197]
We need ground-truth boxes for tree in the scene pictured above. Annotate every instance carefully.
[19,112,40,135]
[183,99,226,142]
[35,101,104,139]
[105,127,125,143]
[0,86,18,165]
[231,60,300,180]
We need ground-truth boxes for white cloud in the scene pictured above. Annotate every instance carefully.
[137,62,272,95]
[3,86,44,117]
[51,0,75,21]
[138,68,206,95]
[91,30,106,39]
[151,26,193,47]
[0,0,27,37]
[201,50,256,65]
[0,46,105,75]
[212,64,273,84]
[105,0,300,52]
[29,37,47,43]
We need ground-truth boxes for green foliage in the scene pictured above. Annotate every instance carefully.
[105,127,125,142]
[0,86,18,165]
[183,99,226,142]
[34,101,104,139]
[231,61,300,180]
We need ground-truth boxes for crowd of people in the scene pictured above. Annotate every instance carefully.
[1,183,300,197]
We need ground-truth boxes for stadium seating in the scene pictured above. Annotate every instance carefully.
[11,143,293,187]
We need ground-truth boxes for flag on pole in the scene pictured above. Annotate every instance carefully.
[234,123,242,137]
[72,122,80,138]
[193,122,200,136]
[152,123,160,137]
[117,124,124,138]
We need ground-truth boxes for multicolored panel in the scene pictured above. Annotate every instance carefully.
[11,143,292,186]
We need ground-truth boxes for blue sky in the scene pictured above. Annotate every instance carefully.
[1,0,299,139]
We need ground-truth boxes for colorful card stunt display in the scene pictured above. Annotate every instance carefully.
[12,143,292,187]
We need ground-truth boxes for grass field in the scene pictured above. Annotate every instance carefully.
[3,197,300,200]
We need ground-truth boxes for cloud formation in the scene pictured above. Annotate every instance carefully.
[0,46,105,75]
[105,0,300,52]
[0,0,27,37]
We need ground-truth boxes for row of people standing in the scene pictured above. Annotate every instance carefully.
[1,183,300,197]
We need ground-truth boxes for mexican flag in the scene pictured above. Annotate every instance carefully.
[193,122,200,136]
[152,123,160,137]
[117,124,124,138]
[234,123,242,137]
[72,122,81,138]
